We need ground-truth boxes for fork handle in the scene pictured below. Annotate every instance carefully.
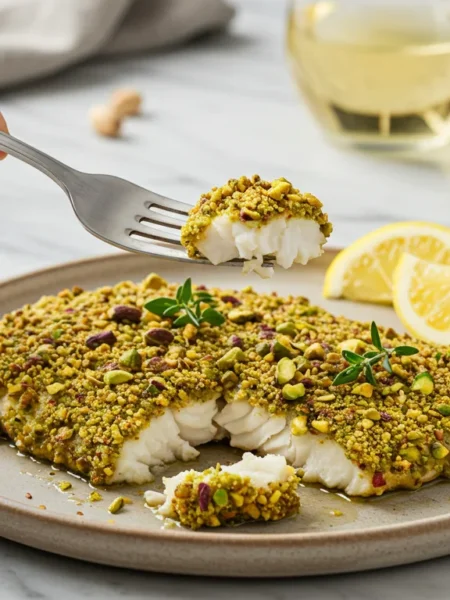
[0,131,78,192]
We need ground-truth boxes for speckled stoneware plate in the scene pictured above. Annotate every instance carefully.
[1,250,450,578]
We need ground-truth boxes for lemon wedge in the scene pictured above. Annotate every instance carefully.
[323,222,450,304]
[393,253,450,344]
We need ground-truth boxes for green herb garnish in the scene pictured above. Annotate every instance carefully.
[332,322,418,387]
[144,278,225,328]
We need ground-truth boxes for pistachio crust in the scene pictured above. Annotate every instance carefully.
[181,175,333,259]
[1,273,450,492]
[165,464,300,529]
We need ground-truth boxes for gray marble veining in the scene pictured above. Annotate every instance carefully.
[2,0,450,597]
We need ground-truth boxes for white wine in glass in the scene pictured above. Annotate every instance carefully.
[287,0,450,150]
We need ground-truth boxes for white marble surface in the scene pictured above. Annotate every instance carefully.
[2,0,450,597]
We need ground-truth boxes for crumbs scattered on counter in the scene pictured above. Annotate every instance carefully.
[88,491,103,503]
[108,496,125,514]
[58,481,72,492]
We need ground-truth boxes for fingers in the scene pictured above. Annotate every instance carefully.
[0,112,8,160]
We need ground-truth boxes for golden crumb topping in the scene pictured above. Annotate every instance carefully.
[181,174,333,258]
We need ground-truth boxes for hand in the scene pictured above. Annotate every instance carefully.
[0,112,8,160]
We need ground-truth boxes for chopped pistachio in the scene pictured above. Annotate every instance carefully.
[119,348,142,371]
[431,442,449,460]
[400,447,421,462]
[276,322,297,337]
[392,364,409,379]
[352,383,374,398]
[272,338,293,360]
[294,356,310,372]
[311,419,329,434]
[276,357,297,385]
[304,343,325,360]
[108,496,125,514]
[221,370,239,388]
[213,488,229,506]
[46,383,65,395]
[411,372,434,395]
[89,491,103,502]
[291,415,308,436]
[338,339,367,354]
[255,342,271,357]
[364,408,381,421]
[390,382,405,393]
[216,347,246,370]
[282,383,305,401]
[103,370,133,385]
[316,394,335,402]
[58,481,72,492]
[407,431,422,441]
[227,309,255,324]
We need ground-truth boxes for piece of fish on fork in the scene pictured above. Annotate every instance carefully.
[0,132,273,267]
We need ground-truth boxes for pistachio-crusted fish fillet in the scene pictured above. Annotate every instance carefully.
[151,452,300,529]
[180,175,332,277]
[1,274,450,496]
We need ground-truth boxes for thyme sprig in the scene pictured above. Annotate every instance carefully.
[144,278,225,328]
[332,322,418,387]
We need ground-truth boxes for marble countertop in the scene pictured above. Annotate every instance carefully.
[2,0,450,597]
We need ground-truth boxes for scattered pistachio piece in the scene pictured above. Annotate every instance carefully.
[89,491,103,502]
[58,481,72,492]
[108,496,125,514]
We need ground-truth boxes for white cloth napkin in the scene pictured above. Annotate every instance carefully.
[0,0,234,88]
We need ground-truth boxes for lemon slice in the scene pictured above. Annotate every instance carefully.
[393,253,450,344]
[323,222,450,304]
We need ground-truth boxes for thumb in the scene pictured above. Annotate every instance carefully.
[0,112,9,160]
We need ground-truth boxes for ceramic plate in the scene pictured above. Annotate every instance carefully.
[1,250,450,578]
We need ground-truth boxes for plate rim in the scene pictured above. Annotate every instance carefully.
[2,249,450,548]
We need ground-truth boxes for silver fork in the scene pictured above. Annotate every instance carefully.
[0,132,273,267]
